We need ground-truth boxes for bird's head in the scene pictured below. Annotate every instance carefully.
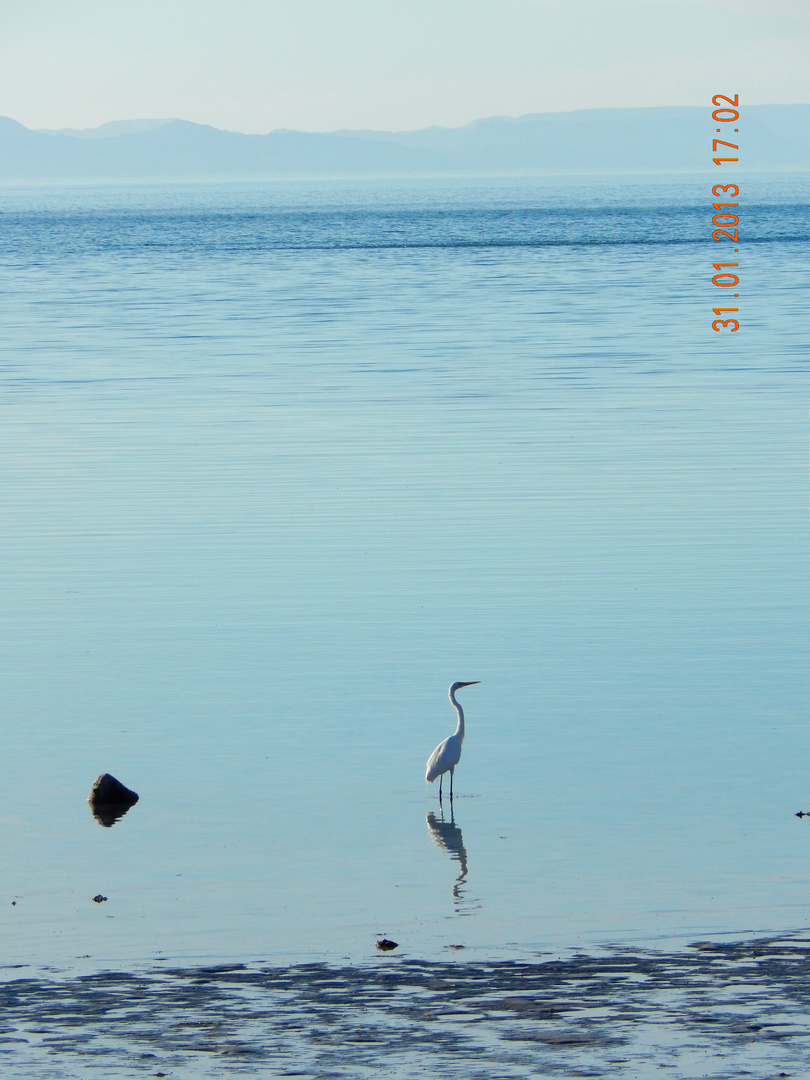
[450,680,480,695]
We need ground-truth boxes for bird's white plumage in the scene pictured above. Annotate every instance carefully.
[425,681,479,799]
[425,735,461,782]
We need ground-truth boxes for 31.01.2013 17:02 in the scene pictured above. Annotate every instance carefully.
[711,92,740,332]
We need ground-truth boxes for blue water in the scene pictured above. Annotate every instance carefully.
[0,175,808,972]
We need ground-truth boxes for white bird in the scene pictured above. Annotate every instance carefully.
[425,681,480,803]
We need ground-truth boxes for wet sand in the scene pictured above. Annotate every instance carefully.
[3,934,810,1078]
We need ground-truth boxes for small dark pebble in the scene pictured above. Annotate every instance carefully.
[375,938,398,951]
[92,895,108,904]
[11,901,16,906]
[796,812,807,818]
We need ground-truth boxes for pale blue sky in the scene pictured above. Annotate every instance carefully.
[2,0,809,133]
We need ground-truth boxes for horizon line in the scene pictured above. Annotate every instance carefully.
[5,101,807,140]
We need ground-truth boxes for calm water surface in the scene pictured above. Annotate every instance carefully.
[0,176,808,975]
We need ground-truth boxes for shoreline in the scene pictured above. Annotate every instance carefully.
[3,931,810,1077]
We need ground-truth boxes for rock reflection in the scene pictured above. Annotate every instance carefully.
[88,773,139,828]
[426,811,479,915]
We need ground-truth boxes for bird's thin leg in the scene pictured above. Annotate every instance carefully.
[449,768,454,802]
[438,775,443,805]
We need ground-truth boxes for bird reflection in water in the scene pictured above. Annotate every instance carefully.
[426,810,479,916]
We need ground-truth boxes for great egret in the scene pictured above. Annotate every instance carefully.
[425,681,480,803]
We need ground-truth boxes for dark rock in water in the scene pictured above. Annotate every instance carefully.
[88,773,139,827]
[375,939,398,952]
[92,894,108,903]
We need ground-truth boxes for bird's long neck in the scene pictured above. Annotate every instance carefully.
[450,689,465,743]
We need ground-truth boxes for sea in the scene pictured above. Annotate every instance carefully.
[0,173,808,1077]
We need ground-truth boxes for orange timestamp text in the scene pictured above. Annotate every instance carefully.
[712,94,739,332]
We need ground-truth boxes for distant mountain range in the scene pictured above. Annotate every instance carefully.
[1,106,808,181]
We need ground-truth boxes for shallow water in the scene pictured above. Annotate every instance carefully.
[0,176,808,982]
[4,934,810,1078]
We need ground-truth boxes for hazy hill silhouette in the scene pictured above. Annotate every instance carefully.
[1,106,808,180]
